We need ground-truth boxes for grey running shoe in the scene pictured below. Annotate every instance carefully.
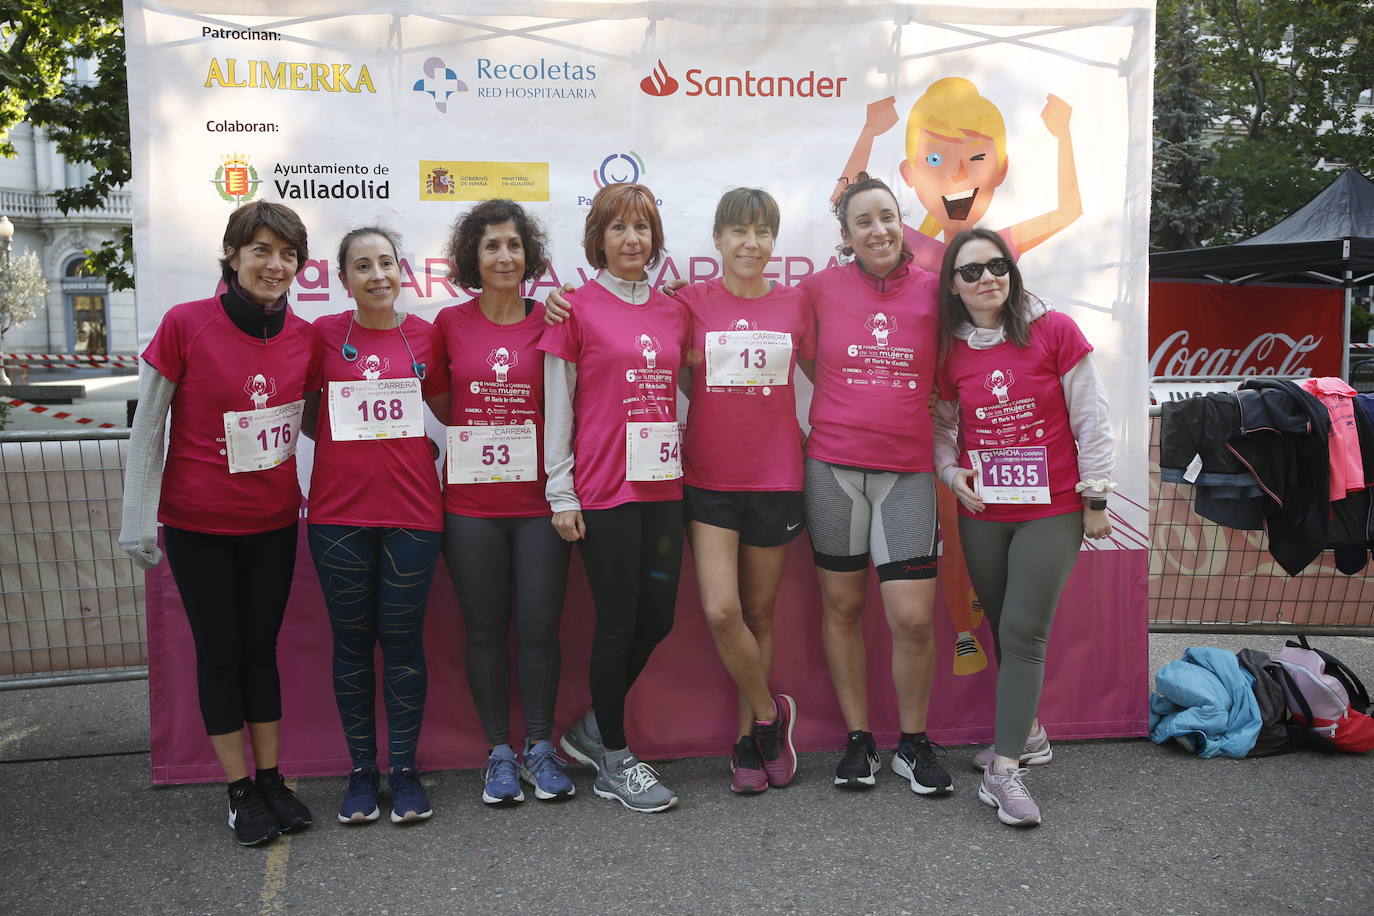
[560,714,605,773]
[972,724,1053,771]
[593,754,678,813]
[978,764,1041,827]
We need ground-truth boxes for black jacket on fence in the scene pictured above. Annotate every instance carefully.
[1230,378,1331,576]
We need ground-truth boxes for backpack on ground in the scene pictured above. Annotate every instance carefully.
[1273,638,1374,754]
[1235,648,1298,757]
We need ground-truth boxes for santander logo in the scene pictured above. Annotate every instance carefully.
[640,59,679,96]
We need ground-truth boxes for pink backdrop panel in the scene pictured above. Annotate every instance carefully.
[147,528,1147,785]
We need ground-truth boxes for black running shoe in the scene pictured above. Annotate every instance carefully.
[892,734,953,795]
[256,770,313,832]
[228,779,280,847]
[834,730,880,788]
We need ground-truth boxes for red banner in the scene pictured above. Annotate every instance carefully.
[1149,282,1344,379]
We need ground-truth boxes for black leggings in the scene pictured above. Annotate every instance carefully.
[444,512,571,746]
[162,523,298,736]
[578,500,684,750]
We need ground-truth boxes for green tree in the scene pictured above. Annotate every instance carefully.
[1152,0,1239,250]
[1,1,131,286]
[0,249,49,384]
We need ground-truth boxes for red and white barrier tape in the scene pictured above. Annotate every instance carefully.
[2,352,134,362]
[2,397,118,428]
[3,359,139,369]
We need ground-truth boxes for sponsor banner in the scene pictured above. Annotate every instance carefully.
[1149,380,1241,404]
[419,160,550,201]
[125,0,1154,779]
[1149,281,1345,380]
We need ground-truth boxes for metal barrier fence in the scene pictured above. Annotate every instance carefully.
[0,429,147,688]
[1,420,1369,689]
[1148,414,1374,635]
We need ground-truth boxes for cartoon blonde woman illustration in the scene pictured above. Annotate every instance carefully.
[984,368,1015,404]
[487,346,518,383]
[832,77,1081,272]
[243,373,277,409]
[636,332,661,368]
[833,77,1081,677]
[357,353,389,380]
[864,312,897,347]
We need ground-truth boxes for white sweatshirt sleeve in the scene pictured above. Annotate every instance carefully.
[542,352,581,513]
[931,398,963,490]
[1061,352,1116,494]
[118,367,176,569]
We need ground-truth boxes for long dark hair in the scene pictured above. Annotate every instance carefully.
[937,228,1035,360]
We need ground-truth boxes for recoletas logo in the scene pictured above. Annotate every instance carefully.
[413,57,468,113]
[640,60,678,96]
[637,59,847,99]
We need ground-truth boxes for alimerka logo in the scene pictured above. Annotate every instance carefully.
[638,59,847,99]
[205,58,376,93]
[212,153,260,203]
[640,60,679,96]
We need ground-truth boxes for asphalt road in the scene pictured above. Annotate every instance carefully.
[2,633,1372,915]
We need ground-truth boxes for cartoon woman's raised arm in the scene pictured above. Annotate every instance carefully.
[1006,94,1081,254]
[830,97,900,206]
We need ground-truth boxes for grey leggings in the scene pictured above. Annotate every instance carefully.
[444,513,571,746]
[957,511,1083,760]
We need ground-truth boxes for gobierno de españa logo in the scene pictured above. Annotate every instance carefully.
[212,153,260,203]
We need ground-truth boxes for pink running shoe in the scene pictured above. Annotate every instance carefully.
[755,693,798,788]
[730,737,768,794]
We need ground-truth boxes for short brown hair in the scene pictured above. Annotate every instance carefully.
[444,199,549,290]
[713,187,780,237]
[581,183,665,271]
[219,201,309,276]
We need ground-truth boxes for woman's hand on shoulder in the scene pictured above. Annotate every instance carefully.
[950,468,985,513]
[661,278,688,297]
[545,284,577,325]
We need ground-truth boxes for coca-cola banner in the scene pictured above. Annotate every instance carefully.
[1149,281,1344,381]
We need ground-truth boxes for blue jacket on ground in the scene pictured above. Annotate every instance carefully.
[1149,646,1261,758]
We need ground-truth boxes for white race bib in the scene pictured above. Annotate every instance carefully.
[970,447,1051,505]
[625,421,682,481]
[327,378,424,441]
[704,330,793,387]
[446,424,538,484]
[222,399,305,474]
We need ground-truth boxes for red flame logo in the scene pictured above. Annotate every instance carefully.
[640,59,679,96]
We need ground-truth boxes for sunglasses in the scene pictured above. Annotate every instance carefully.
[954,257,1013,283]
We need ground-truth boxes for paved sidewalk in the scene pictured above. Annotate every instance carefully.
[1,634,1371,915]
[1,368,136,431]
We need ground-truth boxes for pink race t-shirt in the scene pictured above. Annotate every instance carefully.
[679,279,815,491]
[142,296,317,535]
[435,299,551,518]
[537,281,689,510]
[1298,376,1364,500]
[307,312,448,532]
[800,261,940,472]
[936,310,1092,522]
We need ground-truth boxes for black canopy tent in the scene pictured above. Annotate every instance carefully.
[1150,168,1374,377]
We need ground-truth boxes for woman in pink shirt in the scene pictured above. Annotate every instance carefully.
[432,200,574,808]
[676,188,813,793]
[538,183,689,813]
[118,201,316,846]
[305,227,448,826]
[799,175,951,795]
[932,227,1114,827]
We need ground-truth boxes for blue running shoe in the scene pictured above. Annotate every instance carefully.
[337,760,381,825]
[520,739,576,801]
[481,746,525,805]
[388,765,433,824]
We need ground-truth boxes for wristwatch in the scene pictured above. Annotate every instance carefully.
[1087,497,1108,511]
